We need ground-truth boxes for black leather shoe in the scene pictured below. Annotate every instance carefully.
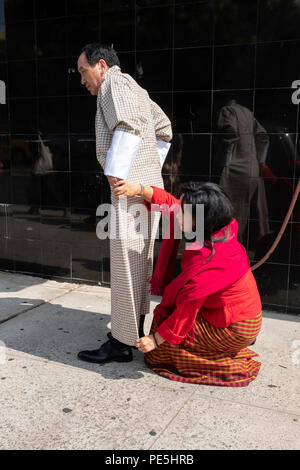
[78,339,133,364]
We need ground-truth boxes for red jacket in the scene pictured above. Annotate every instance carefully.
[147,187,262,344]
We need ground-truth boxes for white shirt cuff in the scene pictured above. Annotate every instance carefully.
[104,130,141,179]
[157,140,171,169]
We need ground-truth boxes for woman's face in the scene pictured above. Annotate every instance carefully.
[179,195,195,233]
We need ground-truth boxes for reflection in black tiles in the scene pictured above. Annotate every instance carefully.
[10,204,41,240]
[10,136,38,172]
[42,136,69,171]
[290,223,300,266]
[258,0,300,42]
[0,60,8,85]
[0,21,6,61]
[256,42,300,89]
[37,59,68,97]
[42,241,71,278]
[137,0,172,6]
[9,99,37,134]
[256,177,295,222]
[0,134,10,170]
[40,211,71,243]
[6,21,35,60]
[41,173,70,208]
[72,243,102,282]
[288,266,300,308]
[4,0,34,23]
[254,89,298,135]
[39,98,68,134]
[214,0,258,45]
[248,220,292,265]
[214,45,255,90]
[11,173,40,206]
[174,48,212,91]
[101,175,111,205]
[0,0,299,312]
[212,90,254,133]
[71,208,101,248]
[136,6,173,50]
[36,0,66,19]
[36,18,67,59]
[68,58,87,96]
[0,170,11,203]
[101,8,135,52]
[263,133,297,178]
[0,103,9,132]
[136,50,172,92]
[8,61,36,98]
[173,92,211,133]
[71,173,101,210]
[0,237,14,270]
[174,1,213,48]
[66,0,99,16]
[178,134,211,176]
[149,92,172,121]
[13,239,43,275]
[69,96,97,134]
[70,137,97,172]
[253,262,289,307]
[118,52,135,78]
[67,16,99,57]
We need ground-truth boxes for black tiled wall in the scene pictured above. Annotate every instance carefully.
[0,0,299,314]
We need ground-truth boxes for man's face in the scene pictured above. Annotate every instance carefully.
[77,52,107,95]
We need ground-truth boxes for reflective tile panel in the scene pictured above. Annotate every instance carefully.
[214,0,258,45]
[136,5,173,50]
[174,1,213,48]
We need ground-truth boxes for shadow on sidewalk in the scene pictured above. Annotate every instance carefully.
[0,297,153,381]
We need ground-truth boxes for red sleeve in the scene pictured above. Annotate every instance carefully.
[144,187,180,212]
[156,298,205,345]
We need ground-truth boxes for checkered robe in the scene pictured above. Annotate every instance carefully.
[95,66,172,345]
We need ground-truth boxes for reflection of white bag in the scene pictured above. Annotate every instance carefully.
[35,134,53,174]
[157,140,171,169]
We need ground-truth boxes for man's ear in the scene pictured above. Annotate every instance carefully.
[99,59,108,72]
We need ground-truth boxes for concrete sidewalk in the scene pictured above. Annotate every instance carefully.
[0,271,299,450]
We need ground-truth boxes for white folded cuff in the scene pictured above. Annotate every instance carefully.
[104,130,141,179]
[157,140,171,169]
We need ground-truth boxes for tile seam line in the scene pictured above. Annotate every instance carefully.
[0,285,82,326]
[147,388,198,450]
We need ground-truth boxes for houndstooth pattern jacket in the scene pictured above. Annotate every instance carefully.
[95,65,172,345]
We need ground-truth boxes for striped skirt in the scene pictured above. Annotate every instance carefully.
[145,312,262,387]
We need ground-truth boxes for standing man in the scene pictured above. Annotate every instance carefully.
[77,44,172,364]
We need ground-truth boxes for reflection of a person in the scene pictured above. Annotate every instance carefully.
[217,99,271,243]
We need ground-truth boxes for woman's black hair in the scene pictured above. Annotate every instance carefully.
[79,43,120,68]
[180,181,234,263]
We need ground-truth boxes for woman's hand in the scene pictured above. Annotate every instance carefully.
[135,333,165,353]
[135,335,156,353]
[113,180,141,200]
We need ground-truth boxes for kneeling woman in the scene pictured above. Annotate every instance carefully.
[114,181,262,387]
